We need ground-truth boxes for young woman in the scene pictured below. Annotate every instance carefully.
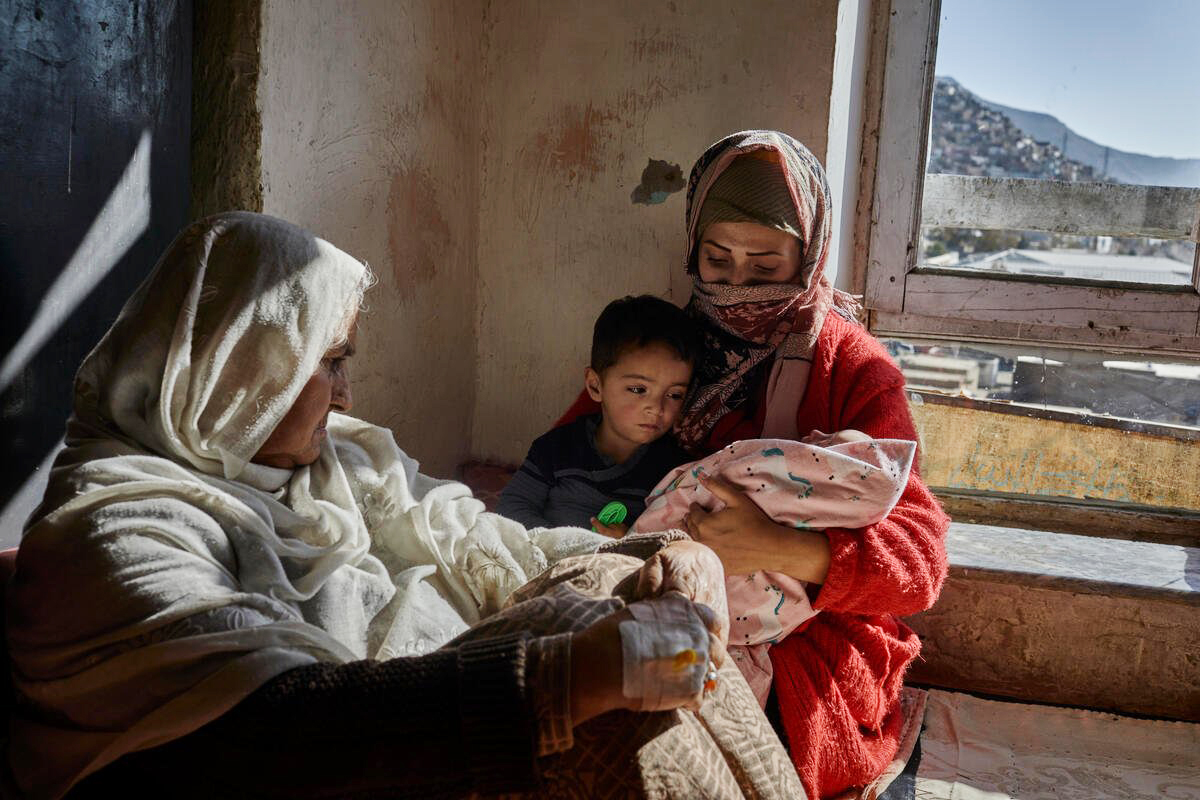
[560,130,950,798]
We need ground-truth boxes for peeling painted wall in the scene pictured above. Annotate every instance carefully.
[470,0,839,464]
[247,0,839,473]
[257,0,483,477]
[907,574,1200,720]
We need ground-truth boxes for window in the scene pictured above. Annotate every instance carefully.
[864,0,1200,356]
[858,0,1200,535]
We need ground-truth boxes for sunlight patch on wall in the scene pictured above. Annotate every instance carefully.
[0,443,61,546]
[0,129,152,393]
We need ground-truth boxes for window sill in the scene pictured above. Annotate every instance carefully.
[941,520,1199,606]
[907,521,1200,721]
[936,489,1200,549]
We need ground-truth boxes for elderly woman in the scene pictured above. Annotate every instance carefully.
[560,131,950,798]
[5,212,801,799]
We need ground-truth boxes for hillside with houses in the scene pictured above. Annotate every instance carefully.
[922,77,1196,267]
[928,77,1103,183]
[893,78,1200,426]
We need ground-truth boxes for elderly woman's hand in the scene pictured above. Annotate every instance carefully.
[565,534,737,726]
[684,473,832,584]
[569,592,724,724]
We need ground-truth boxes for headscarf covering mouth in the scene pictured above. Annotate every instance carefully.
[677,130,862,451]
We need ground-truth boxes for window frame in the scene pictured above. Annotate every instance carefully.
[863,0,1200,358]
[910,390,1200,549]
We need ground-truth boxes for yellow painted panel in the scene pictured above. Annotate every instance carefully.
[912,401,1200,512]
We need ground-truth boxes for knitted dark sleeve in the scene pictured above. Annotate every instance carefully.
[496,454,554,528]
[69,633,541,799]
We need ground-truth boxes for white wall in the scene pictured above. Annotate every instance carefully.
[825,0,873,293]
[252,0,842,474]
[258,0,483,477]
[471,0,840,465]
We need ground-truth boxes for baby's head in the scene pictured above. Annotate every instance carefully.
[586,295,700,451]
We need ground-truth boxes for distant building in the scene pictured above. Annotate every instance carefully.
[954,248,1192,285]
[894,353,981,394]
[1012,357,1200,425]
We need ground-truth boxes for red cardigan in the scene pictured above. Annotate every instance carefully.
[557,313,949,798]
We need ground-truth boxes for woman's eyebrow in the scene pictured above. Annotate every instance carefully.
[702,239,783,257]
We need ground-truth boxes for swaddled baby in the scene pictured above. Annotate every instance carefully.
[632,431,915,705]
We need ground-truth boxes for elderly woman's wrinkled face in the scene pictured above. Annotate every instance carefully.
[252,319,357,469]
[697,222,803,286]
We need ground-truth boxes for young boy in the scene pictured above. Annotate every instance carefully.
[497,295,700,536]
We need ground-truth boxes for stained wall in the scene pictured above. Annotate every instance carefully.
[470,0,839,464]
[257,0,484,476]
[245,0,841,474]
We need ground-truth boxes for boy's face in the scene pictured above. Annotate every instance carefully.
[586,342,693,451]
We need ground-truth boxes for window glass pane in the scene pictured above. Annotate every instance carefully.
[883,336,1200,430]
[885,335,1200,512]
[921,0,1200,286]
[919,226,1196,286]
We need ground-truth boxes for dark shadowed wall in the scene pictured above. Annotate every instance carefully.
[0,0,192,544]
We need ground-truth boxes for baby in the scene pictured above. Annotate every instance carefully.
[497,294,699,533]
[632,430,915,705]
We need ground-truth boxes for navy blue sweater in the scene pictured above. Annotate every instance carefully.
[496,414,691,530]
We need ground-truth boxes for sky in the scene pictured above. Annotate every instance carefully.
[934,0,1200,159]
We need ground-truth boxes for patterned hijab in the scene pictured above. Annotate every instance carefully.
[676,130,862,451]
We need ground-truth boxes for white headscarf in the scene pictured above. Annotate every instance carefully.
[7,212,603,797]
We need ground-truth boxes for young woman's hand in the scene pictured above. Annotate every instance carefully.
[683,473,831,583]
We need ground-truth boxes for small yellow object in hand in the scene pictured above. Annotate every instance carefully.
[672,648,700,670]
[704,661,719,693]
